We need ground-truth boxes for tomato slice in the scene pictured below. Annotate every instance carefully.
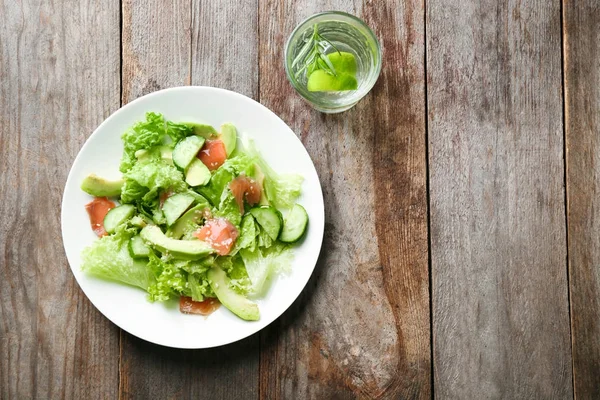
[193,218,239,256]
[229,175,262,213]
[198,139,227,171]
[85,197,116,237]
[179,296,221,316]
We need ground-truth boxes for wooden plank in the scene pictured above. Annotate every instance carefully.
[427,1,572,398]
[121,0,192,103]
[191,0,258,98]
[119,1,260,399]
[0,0,121,399]
[564,1,600,397]
[258,2,430,399]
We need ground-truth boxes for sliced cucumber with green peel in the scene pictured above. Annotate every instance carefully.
[140,225,214,260]
[279,204,308,243]
[173,135,205,170]
[249,206,283,241]
[128,235,151,258]
[208,267,259,321]
[162,193,195,226]
[220,123,237,156]
[185,158,211,187]
[103,204,136,234]
[80,174,124,197]
[184,122,218,138]
[167,203,208,239]
[328,51,357,75]
[307,70,358,92]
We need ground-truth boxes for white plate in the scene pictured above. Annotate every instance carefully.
[61,86,324,349]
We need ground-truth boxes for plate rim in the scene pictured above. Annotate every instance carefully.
[61,85,325,349]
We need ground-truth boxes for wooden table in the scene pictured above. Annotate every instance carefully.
[1,1,599,399]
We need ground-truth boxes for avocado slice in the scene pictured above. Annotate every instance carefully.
[252,165,269,206]
[185,158,211,187]
[208,267,260,321]
[81,173,124,197]
[219,123,237,157]
[183,122,218,139]
[167,200,210,239]
[135,145,173,165]
[140,225,214,260]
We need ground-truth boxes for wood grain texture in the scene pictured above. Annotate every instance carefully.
[0,0,121,398]
[564,1,600,398]
[259,1,430,399]
[119,1,260,399]
[191,0,258,98]
[427,1,572,398]
[122,0,192,103]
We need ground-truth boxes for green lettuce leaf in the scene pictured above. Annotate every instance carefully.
[188,273,213,301]
[81,226,155,290]
[239,243,294,294]
[221,154,256,177]
[123,159,186,195]
[243,139,303,209]
[214,256,252,294]
[120,112,167,172]
[214,190,242,227]
[166,121,194,142]
[198,168,235,206]
[120,179,149,204]
[233,214,257,254]
[146,253,188,302]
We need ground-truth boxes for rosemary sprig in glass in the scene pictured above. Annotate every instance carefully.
[292,24,341,80]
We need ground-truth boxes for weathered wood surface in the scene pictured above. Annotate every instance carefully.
[0,0,121,399]
[564,1,600,398]
[119,1,260,399]
[258,1,431,399]
[5,0,600,398]
[427,1,572,398]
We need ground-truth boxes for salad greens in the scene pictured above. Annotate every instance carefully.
[80,112,309,321]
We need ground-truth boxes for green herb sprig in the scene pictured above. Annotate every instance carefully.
[292,24,341,79]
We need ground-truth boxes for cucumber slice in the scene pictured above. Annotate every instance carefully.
[172,135,205,170]
[279,204,308,243]
[185,158,211,187]
[163,193,195,226]
[249,206,283,241]
[183,122,218,138]
[167,203,208,239]
[128,235,151,258]
[220,123,237,156]
[103,204,136,234]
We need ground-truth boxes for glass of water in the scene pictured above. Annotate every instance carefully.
[285,11,382,113]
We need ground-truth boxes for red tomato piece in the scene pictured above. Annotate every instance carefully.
[193,218,239,256]
[179,296,221,316]
[229,175,262,213]
[85,197,116,237]
[198,139,227,171]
